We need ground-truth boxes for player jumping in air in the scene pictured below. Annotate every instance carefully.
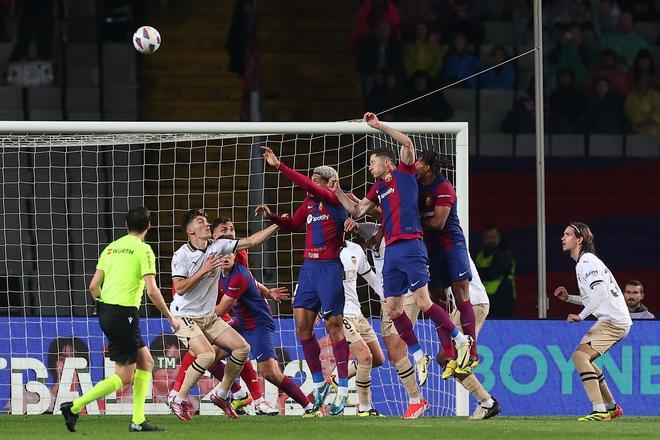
[329,113,473,391]
[60,207,180,433]
[415,150,479,377]
[168,209,278,420]
[256,147,351,416]
[554,222,631,421]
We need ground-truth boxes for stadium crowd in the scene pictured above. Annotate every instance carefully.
[353,0,660,135]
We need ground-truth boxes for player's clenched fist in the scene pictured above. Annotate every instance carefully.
[554,286,569,301]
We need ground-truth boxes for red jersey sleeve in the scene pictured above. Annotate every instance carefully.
[434,181,456,207]
[224,274,249,300]
[397,162,417,174]
[278,162,341,205]
[365,184,379,204]
[271,200,307,231]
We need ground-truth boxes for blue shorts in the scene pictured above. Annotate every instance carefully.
[428,247,472,289]
[293,259,345,318]
[382,238,430,298]
[239,326,276,362]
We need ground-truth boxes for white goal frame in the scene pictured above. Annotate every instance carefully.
[0,120,470,416]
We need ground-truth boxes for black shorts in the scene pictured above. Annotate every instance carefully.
[98,302,145,364]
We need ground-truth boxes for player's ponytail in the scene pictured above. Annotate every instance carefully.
[569,221,596,256]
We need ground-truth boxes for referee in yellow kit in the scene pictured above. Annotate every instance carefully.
[60,207,181,432]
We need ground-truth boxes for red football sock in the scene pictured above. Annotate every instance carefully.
[241,361,263,400]
[172,351,196,392]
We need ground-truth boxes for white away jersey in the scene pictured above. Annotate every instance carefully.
[340,241,374,317]
[576,252,632,328]
[170,238,239,317]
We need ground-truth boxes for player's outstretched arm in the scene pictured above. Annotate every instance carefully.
[364,112,415,164]
[257,203,306,232]
[145,275,181,331]
[256,281,290,302]
[328,178,375,218]
[237,224,279,251]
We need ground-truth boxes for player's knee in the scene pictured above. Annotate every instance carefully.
[139,356,154,372]
[232,344,250,363]
[372,351,385,368]
[387,305,403,319]
[572,349,590,370]
[358,350,373,366]
[196,351,216,369]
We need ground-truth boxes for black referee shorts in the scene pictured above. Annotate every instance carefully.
[98,302,146,364]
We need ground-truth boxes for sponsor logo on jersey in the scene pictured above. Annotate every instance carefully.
[307,213,330,224]
[426,196,432,206]
[585,270,598,277]
[378,187,395,202]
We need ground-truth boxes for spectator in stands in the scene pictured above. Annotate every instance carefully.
[584,49,628,96]
[547,22,592,84]
[578,77,628,133]
[475,225,516,318]
[620,0,660,22]
[593,0,621,37]
[624,73,660,135]
[624,49,660,93]
[9,0,54,61]
[400,70,453,122]
[598,11,649,68]
[624,280,655,319]
[349,0,401,50]
[441,32,481,88]
[356,19,404,101]
[435,0,484,47]
[501,77,567,133]
[550,68,586,133]
[366,70,404,120]
[397,0,437,27]
[404,21,445,80]
[479,46,516,89]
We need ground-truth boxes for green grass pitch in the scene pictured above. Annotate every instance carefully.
[1,415,657,440]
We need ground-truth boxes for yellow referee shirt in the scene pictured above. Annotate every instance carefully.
[96,234,157,308]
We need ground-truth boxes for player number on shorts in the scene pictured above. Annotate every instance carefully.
[342,318,353,331]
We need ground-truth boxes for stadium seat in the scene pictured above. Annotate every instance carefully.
[28,87,61,119]
[66,66,100,86]
[479,89,514,132]
[515,134,550,157]
[0,110,24,120]
[480,134,513,156]
[550,134,585,157]
[0,86,23,114]
[28,110,63,121]
[626,135,660,157]
[0,43,12,62]
[444,89,476,113]
[483,21,516,45]
[103,44,136,86]
[65,43,99,67]
[588,135,623,156]
[635,22,660,44]
[104,85,138,119]
[66,87,100,114]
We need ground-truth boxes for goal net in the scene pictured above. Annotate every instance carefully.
[0,121,469,417]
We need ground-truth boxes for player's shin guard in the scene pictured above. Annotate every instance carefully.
[220,346,249,395]
[394,357,420,403]
[279,376,311,408]
[573,350,605,411]
[241,361,264,400]
[458,373,490,404]
[301,336,324,385]
[391,313,422,355]
[355,361,372,410]
[72,374,124,413]
[180,351,215,398]
[172,351,196,393]
[456,300,478,357]
[132,369,151,425]
[592,363,616,409]
[332,338,350,394]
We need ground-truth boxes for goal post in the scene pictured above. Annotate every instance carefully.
[0,121,470,416]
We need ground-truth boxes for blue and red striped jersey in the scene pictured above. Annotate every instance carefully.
[270,162,348,260]
[218,263,274,331]
[366,162,423,245]
[418,176,467,254]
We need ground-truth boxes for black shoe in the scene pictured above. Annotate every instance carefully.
[60,402,79,432]
[483,398,501,420]
[129,421,166,432]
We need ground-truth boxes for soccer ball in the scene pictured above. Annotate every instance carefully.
[133,26,161,54]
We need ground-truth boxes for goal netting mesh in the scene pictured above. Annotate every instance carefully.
[0,122,467,416]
